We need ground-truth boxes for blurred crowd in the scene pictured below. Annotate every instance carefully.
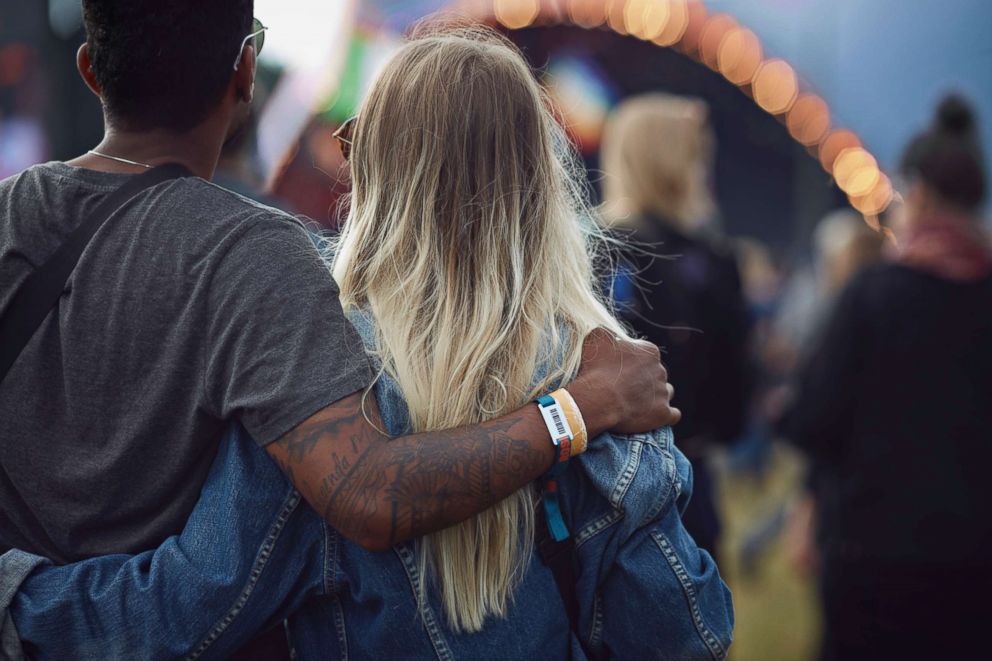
[596,90,989,660]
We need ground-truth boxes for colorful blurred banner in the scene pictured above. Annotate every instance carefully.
[321,29,401,124]
[254,0,358,183]
[545,54,617,153]
[358,0,450,31]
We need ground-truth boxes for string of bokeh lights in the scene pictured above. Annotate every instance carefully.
[474,0,893,222]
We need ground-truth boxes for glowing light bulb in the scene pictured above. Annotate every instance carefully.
[818,129,861,172]
[568,0,607,28]
[677,0,709,54]
[494,0,540,30]
[717,27,762,85]
[606,0,630,35]
[653,0,690,46]
[753,59,798,114]
[698,14,738,69]
[834,147,880,197]
[786,94,831,146]
[643,1,674,40]
[850,173,894,216]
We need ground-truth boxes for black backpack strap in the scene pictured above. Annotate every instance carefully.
[0,163,191,385]
[535,503,593,659]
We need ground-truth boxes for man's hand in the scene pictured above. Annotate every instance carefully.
[567,328,680,436]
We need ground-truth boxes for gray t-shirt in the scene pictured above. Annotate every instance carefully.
[0,163,372,563]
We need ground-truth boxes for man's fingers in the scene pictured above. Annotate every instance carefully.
[668,406,682,425]
[666,382,675,401]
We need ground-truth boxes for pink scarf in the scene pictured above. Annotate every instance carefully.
[893,214,992,282]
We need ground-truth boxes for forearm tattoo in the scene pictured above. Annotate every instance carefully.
[269,395,550,546]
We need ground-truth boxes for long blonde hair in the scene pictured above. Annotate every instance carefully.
[601,93,715,230]
[332,26,626,632]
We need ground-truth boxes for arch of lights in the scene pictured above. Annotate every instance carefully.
[445,0,893,221]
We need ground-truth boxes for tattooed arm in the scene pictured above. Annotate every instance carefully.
[267,330,679,551]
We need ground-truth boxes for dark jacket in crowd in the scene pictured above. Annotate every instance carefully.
[614,217,750,554]
[784,262,992,569]
[784,261,992,660]
[616,217,750,447]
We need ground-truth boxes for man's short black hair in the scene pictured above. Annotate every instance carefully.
[82,0,254,131]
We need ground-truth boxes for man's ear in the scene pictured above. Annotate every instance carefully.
[234,45,256,104]
[76,43,102,97]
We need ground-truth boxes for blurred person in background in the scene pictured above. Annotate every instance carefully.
[731,216,883,574]
[782,95,991,660]
[777,210,884,576]
[775,209,885,365]
[1,27,727,660]
[601,94,751,558]
[727,237,783,482]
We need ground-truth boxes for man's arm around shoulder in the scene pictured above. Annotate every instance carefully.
[267,329,680,551]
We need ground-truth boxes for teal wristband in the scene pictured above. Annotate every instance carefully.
[534,394,573,464]
[535,395,572,542]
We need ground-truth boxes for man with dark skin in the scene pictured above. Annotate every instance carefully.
[0,0,677,572]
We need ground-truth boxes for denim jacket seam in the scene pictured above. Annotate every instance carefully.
[394,544,453,661]
[323,523,335,596]
[651,531,727,660]
[609,439,643,508]
[642,440,678,524]
[330,594,349,661]
[574,510,624,549]
[661,428,681,496]
[574,439,643,548]
[588,594,605,650]
[322,525,350,659]
[630,431,663,448]
[185,487,302,660]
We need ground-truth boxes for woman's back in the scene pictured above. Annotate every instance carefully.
[791,263,992,565]
[787,91,992,661]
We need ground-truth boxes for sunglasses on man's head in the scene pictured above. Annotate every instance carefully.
[233,17,267,71]
[333,116,357,161]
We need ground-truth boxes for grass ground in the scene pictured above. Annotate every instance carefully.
[713,444,821,661]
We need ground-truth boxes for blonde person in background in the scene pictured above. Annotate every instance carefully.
[2,26,733,660]
[601,94,751,560]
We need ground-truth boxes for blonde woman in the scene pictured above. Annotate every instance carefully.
[3,29,733,660]
[601,94,751,558]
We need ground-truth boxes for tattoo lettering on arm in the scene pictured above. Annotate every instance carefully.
[266,391,553,550]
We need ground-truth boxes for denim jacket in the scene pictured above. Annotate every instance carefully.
[2,314,733,660]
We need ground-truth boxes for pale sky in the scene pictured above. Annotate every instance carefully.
[254,0,355,69]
